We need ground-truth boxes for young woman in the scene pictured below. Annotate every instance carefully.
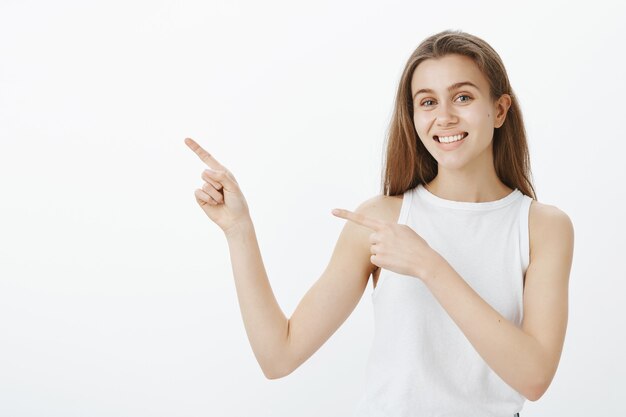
[185,30,574,417]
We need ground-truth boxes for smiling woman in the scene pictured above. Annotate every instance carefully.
[409,53,514,177]
[187,29,573,417]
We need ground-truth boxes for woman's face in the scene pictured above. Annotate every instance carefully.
[410,53,510,171]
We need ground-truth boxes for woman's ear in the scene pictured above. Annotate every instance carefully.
[494,94,512,128]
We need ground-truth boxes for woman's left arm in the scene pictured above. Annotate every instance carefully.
[422,205,574,401]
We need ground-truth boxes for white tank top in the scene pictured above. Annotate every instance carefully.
[352,183,532,417]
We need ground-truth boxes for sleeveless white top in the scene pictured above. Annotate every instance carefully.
[352,184,532,417]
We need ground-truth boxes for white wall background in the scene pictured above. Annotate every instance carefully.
[1,0,624,415]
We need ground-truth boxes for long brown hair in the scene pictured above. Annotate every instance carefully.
[381,29,537,200]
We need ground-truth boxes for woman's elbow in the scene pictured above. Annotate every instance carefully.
[524,377,550,402]
[263,360,294,380]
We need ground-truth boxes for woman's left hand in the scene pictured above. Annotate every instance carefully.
[331,207,445,281]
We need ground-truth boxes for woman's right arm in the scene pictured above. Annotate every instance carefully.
[224,197,384,379]
[185,138,382,379]
[275,196,386,378]
[222,219,291,379]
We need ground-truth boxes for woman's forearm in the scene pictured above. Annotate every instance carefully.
[224,220,290,379]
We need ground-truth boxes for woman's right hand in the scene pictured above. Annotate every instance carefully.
[185,137,251,236]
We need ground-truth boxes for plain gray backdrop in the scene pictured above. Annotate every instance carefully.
[1,0,624,415]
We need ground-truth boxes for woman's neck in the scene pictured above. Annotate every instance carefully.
[425,177,514,203]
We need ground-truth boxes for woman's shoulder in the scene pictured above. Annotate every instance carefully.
[355,194,405,280]
[529,200,572,227]
[528,200,574,257]
[355,193,404,224]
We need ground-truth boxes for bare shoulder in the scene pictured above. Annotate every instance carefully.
[356,193,404,284]
[529,200,575,259]
[356,193,404,224]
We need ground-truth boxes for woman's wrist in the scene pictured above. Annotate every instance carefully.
[419,250,448,284]
[224,217,254,240]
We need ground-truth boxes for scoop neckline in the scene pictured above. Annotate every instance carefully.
[415,183,522,211]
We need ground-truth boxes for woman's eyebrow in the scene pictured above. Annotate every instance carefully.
[412,81,479,100]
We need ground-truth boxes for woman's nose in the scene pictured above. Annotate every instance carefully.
[435,101,458,125]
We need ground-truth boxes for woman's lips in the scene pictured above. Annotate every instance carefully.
[433,132,468,142]
[434,132,468,150]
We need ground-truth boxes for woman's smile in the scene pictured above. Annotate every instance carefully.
[434,132,468,150]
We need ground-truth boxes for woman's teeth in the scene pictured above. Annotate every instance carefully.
[437,132,467,143]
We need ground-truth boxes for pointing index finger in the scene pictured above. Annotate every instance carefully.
[184,137,223,170]
[332,208,384,231]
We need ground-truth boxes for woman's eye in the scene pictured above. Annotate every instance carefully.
[419,95,471,107]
